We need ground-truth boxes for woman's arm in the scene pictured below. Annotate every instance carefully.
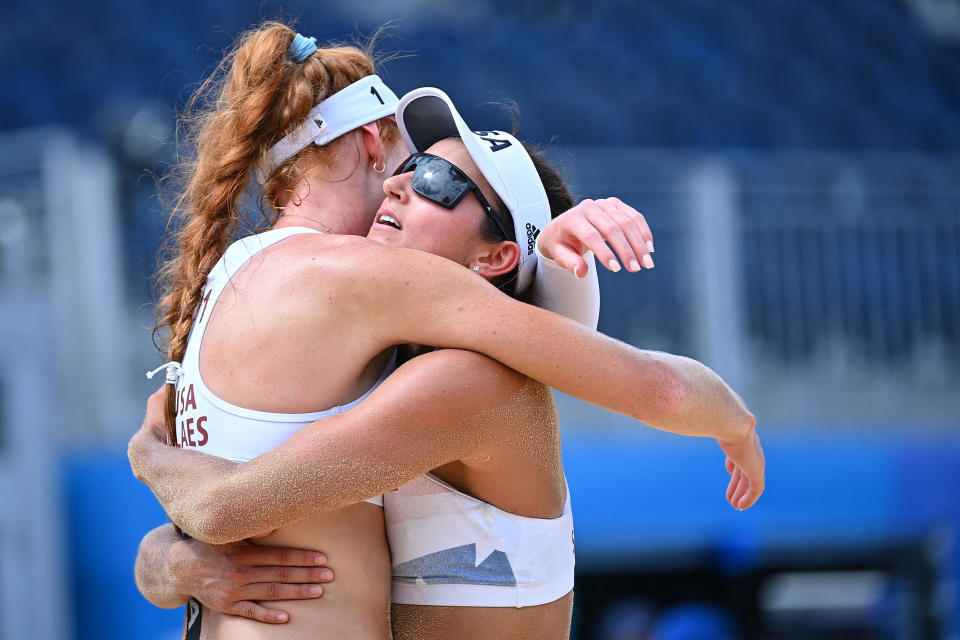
[130,350,537,543]
[131,343,762,545]
[332,238,754,443]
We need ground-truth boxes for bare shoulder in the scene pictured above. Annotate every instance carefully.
[273,235,467,292]
[267,233,376,277]
[278,234,457,270]
[256,234,395,307]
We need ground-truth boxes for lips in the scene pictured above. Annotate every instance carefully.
[375,209,402,230]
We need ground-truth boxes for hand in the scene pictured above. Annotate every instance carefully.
[718,423,765,510]
[537,197,655,277]
[172,537,334,624]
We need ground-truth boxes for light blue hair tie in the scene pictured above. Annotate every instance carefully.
[289,33,317,63]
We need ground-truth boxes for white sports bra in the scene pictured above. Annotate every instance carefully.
[385,474,574,607]
[172,227,393,506]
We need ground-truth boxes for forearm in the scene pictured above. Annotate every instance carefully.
[129,436,250,542]
[130,432,393,543]
[134,524,192,609]
[535,331,753,441]
[130,350,527,545]
[392,281,752,441]
[532,242,600,329]
[637,352,756,442]
[369,248,749,436]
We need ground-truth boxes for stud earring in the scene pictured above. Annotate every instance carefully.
[472,265,480,272]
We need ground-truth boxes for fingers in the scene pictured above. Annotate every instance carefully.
[245,565,334,585]
[542,197,655,273]
[725,457,735,474]
[580,200,636,271]
[727,469,740,505]
[726,467,741,505]
[561,205,621,271]
[726,464,764,511]
[241,581,326,602]
[580,199,654,273]
[227,600,291,624]
[232,547,327,568]
[737,461,765,510]
[605,197,655,267]
[725,472,738,505]
[731,471,751,510]
[738,482,765,510]
[548,242,590,279]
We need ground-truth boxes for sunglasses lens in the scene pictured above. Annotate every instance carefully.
[411,156,471,208]
[392,155,417,177]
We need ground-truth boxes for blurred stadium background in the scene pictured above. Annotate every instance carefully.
[2,0,959,638]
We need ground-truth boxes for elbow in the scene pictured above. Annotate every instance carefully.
[172,498,236,545]
[127,435,149,483]
[640,367,688,424]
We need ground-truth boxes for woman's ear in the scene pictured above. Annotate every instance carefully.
[358,122,383,167]
[473,241,521,278]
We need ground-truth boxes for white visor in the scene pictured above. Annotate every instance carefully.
[395,87,551,294]
[255,75,398,183]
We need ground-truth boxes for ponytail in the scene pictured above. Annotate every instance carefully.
[153,21,399,442]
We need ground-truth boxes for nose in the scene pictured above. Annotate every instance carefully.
[382,172,410,203]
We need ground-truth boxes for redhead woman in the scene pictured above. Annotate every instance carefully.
[128,23,763,640]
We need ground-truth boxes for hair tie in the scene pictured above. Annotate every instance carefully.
[289,33,318,63]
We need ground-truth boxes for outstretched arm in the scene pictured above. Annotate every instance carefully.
[352,239,762,501]
[333,238,752,443]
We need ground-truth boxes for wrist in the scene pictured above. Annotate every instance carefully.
[718,410,757,446]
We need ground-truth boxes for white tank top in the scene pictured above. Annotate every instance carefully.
[173,226,393,506]
[385,474,574,607]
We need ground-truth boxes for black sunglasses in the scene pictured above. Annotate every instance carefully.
[393,153,511,241]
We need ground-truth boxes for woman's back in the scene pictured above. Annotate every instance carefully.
[201,231,395,415]
[180,229,395,639]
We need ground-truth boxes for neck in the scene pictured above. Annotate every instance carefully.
[274,181,360,235]
[272,145,381,236]
[275,210,333,234]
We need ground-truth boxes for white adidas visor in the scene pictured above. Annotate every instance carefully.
[255,75,399,183]
[396,87,550,294]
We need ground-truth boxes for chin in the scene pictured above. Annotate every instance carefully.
[367,231,405,249]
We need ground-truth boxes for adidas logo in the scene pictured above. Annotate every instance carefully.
[525,223,541,255]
